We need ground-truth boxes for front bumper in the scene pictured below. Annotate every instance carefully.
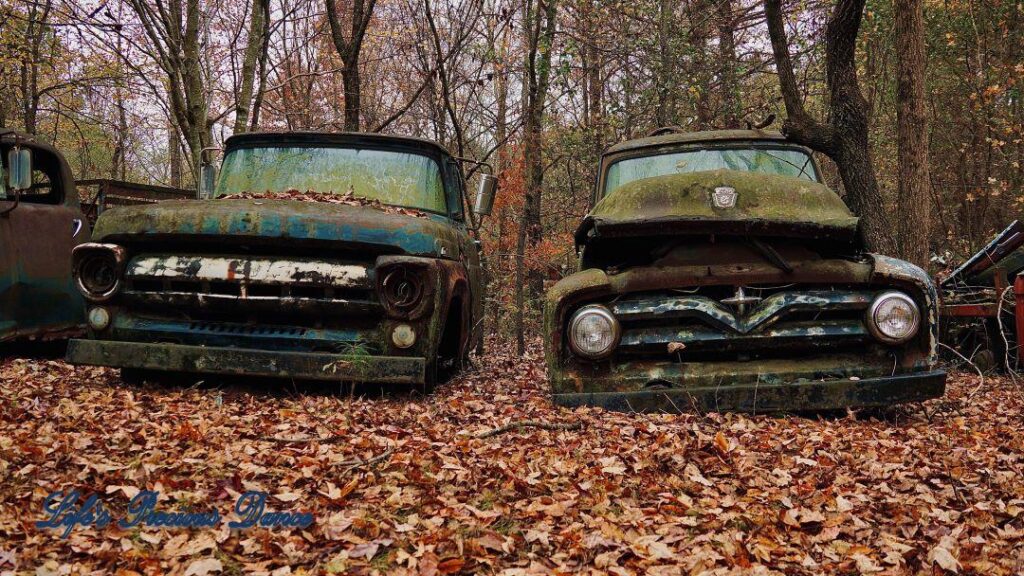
[67,339,425,384]
[552,370,946,413]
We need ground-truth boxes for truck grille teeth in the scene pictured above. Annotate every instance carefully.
[188,322,307,336]
[120,253,381,320]
[610,288,875,358]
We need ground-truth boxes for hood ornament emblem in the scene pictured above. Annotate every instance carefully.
[721,286,762,315]
[712,186,737,209]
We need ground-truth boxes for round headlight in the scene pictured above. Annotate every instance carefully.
[391,324,416,349]
[867,291,920,344]
[77,252,120,299]
[87,307,111,331]
[380,268,423,311]
[568,305,621,360]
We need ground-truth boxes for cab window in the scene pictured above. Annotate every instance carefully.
[604,146,821,197]
[0,148,63,204]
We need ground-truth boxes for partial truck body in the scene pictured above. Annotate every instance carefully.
[0,129,89,343]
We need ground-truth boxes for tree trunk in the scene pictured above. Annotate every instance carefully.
[234,0,269,134]
[655,0,675,127]
[342,66,361,131]
[169,124,183,188]
[717,0,741,128]
[326,0,377,132]
[893,0,931,268]
[513,0,558,356]
[764,0,889,252]
[482,14,511,347]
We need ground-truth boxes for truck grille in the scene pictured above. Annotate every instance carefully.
[610,288,875,359]
[122,253,380,319]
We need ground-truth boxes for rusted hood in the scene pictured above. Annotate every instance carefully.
[91,199,460,258]
[576,170,860,246]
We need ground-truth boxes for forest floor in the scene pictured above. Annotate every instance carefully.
[1,341,1024,575]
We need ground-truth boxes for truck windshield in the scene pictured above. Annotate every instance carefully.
[605,146,819,195]
[216,146,448,213]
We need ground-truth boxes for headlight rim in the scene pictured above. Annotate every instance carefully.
[72,243,126,302]
[376,260,435,320]
[567,304,621,360]
[866,290,921,345]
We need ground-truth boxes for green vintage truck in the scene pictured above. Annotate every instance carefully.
[544,129,946,412]
[67,132,496,387]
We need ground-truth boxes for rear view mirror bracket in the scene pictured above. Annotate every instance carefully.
[453,156,499,224]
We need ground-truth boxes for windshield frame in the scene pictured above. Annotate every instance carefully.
[216,141,454,217]
[596,141,824,201]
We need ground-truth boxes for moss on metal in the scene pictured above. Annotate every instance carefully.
[589,169,858,230]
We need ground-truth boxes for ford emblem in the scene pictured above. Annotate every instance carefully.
[712,186,738,209]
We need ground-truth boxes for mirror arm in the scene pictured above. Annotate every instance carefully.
[453,156,494,181]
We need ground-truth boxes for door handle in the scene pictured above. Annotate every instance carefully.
[72,218,84,238]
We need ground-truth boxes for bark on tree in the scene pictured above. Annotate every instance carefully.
[513,0,558,356]
[481,9,511,349]
[717,0,742,129]
[655,0,676,127]
[234,0,269,134]
[894,0,931,268]
[19,0,51,134]
[764,0,890,252]
[686,0,714,128]
[168,123,183,188]
[325,0,378,131]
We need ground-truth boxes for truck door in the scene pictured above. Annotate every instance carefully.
[0,144,87,341]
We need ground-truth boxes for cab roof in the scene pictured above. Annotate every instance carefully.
[224,131,454,158]
[604,129,794,155]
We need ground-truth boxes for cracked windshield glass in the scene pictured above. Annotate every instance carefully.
[216,146,447,212]
[605,147,819,195]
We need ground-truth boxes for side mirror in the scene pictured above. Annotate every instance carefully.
[473,173,498,217]
[198,163,217,199]
[7,147,31,191]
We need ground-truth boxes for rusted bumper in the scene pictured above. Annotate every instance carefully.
[67,339,425,384]
[552,370,946,413]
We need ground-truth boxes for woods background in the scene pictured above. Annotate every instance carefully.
[1,0,1021,349]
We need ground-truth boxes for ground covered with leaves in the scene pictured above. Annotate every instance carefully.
[2,344,1023,575]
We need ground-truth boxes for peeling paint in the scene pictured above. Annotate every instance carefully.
[127,254,370,287]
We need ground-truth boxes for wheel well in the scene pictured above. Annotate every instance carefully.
[439,293,464,362]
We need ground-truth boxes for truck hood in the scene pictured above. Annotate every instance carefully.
[92,199,461,258]
[576,169,860,247]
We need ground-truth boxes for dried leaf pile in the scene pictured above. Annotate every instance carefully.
[219,190,429,218]
[2,344,1024,575]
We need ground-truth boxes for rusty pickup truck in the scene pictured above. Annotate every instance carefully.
[67,132,496,387]
[1,129,89,343]
[544,129,946,412]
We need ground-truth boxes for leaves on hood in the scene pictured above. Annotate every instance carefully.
[219,189,429,218]
[1,347,1023,574]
